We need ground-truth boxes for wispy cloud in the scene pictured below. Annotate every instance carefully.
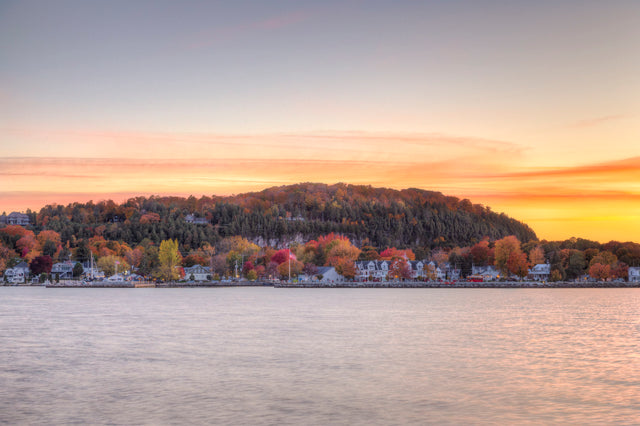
[572,114,626,128]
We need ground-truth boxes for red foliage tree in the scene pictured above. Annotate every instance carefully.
[507,251,529,279]
[589,263,611,281]
[389,258,413,280]
[30,255,53,275]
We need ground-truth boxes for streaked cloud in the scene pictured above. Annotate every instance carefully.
[572,114,626,128]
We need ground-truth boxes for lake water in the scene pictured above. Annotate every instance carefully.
[1,287,638,425]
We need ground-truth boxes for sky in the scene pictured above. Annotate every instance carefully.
[1,0,639,243]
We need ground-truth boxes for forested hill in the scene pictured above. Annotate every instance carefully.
[30,183,537,250]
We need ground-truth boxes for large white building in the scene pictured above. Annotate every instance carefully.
[3,261,30,284]
[528,263,551,281]
[628,267,640,282]
[183,265,211,281]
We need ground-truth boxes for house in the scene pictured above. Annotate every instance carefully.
[183,264,211,281]
[409,260,425,279]
[355,260,391,281]
[629,267,640,282]
[3,261,30,284]
[528,263,551,281]
[185,214,208,225]
[0,212,30,226]
[52,261,79,279]
[315,266,343,282]
[471,265,500,281]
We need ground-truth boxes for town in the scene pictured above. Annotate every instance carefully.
[2,209,639,286]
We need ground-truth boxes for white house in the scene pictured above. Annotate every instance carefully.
[628,267,640,282]
[183,264,211,281]
[528,263,551,281]
[315,266,343,282]
[355,260,391,281]
[3,261,30,284]
[471,265,500,281]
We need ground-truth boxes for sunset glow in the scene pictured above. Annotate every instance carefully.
[1,1,639,242]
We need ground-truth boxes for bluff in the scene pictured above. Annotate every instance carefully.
[33,183,536,249]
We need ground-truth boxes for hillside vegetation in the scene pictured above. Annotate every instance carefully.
[28,183,536,249]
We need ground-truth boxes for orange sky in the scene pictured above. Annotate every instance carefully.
[1,2,639,243]
[2,130,639,243]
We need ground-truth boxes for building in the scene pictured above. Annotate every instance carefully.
[315,266,343,282]
[183,264,211,281]
[3,261,30,284]
[185,214,208,225]
[52,261,79,280]
[471,265,500,281]
[0,212,30,226]
[629,267,640,282]
[355,260,390,281]
[528,263,551,281]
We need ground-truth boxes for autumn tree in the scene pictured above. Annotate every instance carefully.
[470,240,493,266]
[528,246,545,266]
[358,245,381,261]
[157,239,182,281]
[334,258,357,280]
[507,251,530,279]
[30,255,53,276]
[277,258,303,280]
[494,236,522,277]
[589,263,611,281]
[389,258,413,280]
[97,255,130,277]
[326,239,361,267]
[422,263,437,281]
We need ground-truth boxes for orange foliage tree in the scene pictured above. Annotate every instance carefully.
[389,258,413,280]
[589,263,611,281]
[494,236,522,277]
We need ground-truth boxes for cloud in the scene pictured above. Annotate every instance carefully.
[572,114,626,128]
[2,127,525,164]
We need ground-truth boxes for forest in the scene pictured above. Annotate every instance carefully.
[8,183,536,250]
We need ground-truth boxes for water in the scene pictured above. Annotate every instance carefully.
[1,287,638,425]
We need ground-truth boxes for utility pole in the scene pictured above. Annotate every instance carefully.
[288,246,291,282]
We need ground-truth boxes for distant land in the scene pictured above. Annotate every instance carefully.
[4,183,536,249]
[3,183,640,284]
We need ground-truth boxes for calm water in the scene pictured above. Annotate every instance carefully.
[1,287,638,425]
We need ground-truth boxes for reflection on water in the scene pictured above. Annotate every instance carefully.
[1,288,638,425]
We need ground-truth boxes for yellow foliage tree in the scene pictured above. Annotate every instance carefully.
[157,239,182,281]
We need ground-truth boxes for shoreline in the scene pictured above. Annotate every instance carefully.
[3,280,634,289]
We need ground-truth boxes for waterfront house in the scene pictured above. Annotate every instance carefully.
[52,261,79,280]
[629,267,640,282]
[355,260,391,281]
[4,261,30,284]
[183,264,211,281]
[409,260,425,279]
[315,266,343,282]
[528,263,551,281]
[471,265,500,281]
